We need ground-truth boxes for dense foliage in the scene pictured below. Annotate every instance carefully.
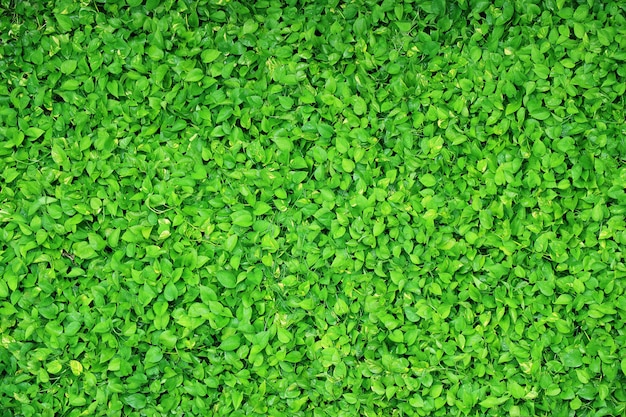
[1,0,626,416]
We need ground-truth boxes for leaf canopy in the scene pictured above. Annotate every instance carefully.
[1,0,625,416]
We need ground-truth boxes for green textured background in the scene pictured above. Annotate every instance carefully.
[1,0,625,416]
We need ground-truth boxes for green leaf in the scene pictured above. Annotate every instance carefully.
[69,360,83,376]
[354,17,367,36]
[47,360,63,374]
[353,96,367,115]
[219,335,241,351]
[147,45,164,61]
[216,270,237,289]
[341,158,355,173]
[562,349,583,368]
[224,234,238,252]
[51,144,68,165]
[231,210,253,227]
[336,136,350,154]
[124,393,147,409]
[419,174,437,187]
[60,79,80,91]
[317,123,334,139]
[479,396,509,408]
[29,49,44,65]
[56,14,73,32]
[242,19,259,35]
[145,346,163,364]
[277,327,292,344]
[25,127,45,138]
[508,381,525,399]
[164,281,179,301]
[528,102,551,120]
[272,136,293,152]
[201,49,221,63]
[253,202,272,216]
[232,389,243,409]
[185,68,205,82]
[159,330,178,348]
[284,351,303,363]
[60,60,77,75]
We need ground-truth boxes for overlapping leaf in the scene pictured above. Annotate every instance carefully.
[1,1,625,416]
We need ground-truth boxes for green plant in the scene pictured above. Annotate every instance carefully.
[1,1,625,416]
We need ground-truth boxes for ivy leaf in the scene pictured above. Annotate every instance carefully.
[159,330,178,349]
[185,68,204,82]
[25,127,45,138]
[220,335,241,351]
[60,60,77,75]
[124,393,147,409]
[201,49,221,63]
[216,270,237,289]
[242,19,259,35]
[231,210,253,227]
[419,174,437,187]
[479,396,509,408]
[562,349,583,368]
[145,346,163,364]
[353,96,367,115]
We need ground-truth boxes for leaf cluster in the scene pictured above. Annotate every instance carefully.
[1,0,626,416]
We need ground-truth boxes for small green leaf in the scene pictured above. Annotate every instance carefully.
[47,360,63,374]
[159,330,178,348]
[277,327,292,344]
[336,136,350,154]
[163,281,178,301]
[56,14,73,32]
[145,346,163,364]
[217,270,237,289]
[147,45,164,60]
[60,60,77,74]
[25,127,45,138]
[354,17,367,36]
[479,396,509,408]
[224,234,238,252]
[353,96,367,115]
[317,123,334,139]
[533,139,546,158]
[253,202,272,216]
[232,390,243,409]
[201,49,221,63]
[284,351,303,363]
[124,393,147,409]
[220,335,241,351]
[312,146,328,162]
[419,174,437,187]
[272,136,293,152]
[69,360,83,376]
[242,19,259,35]
[231,210,253,227]
[29,49,44,65]
[60,79,80,91]
[508,381,525,399]
[528,105,550,120]
[51,145,67,165]
[72,242,97,259]
[342,158,355,173]
[562,349,583,368]
[185,68,204,82]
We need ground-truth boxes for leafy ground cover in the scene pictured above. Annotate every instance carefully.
[1,0,626,415]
